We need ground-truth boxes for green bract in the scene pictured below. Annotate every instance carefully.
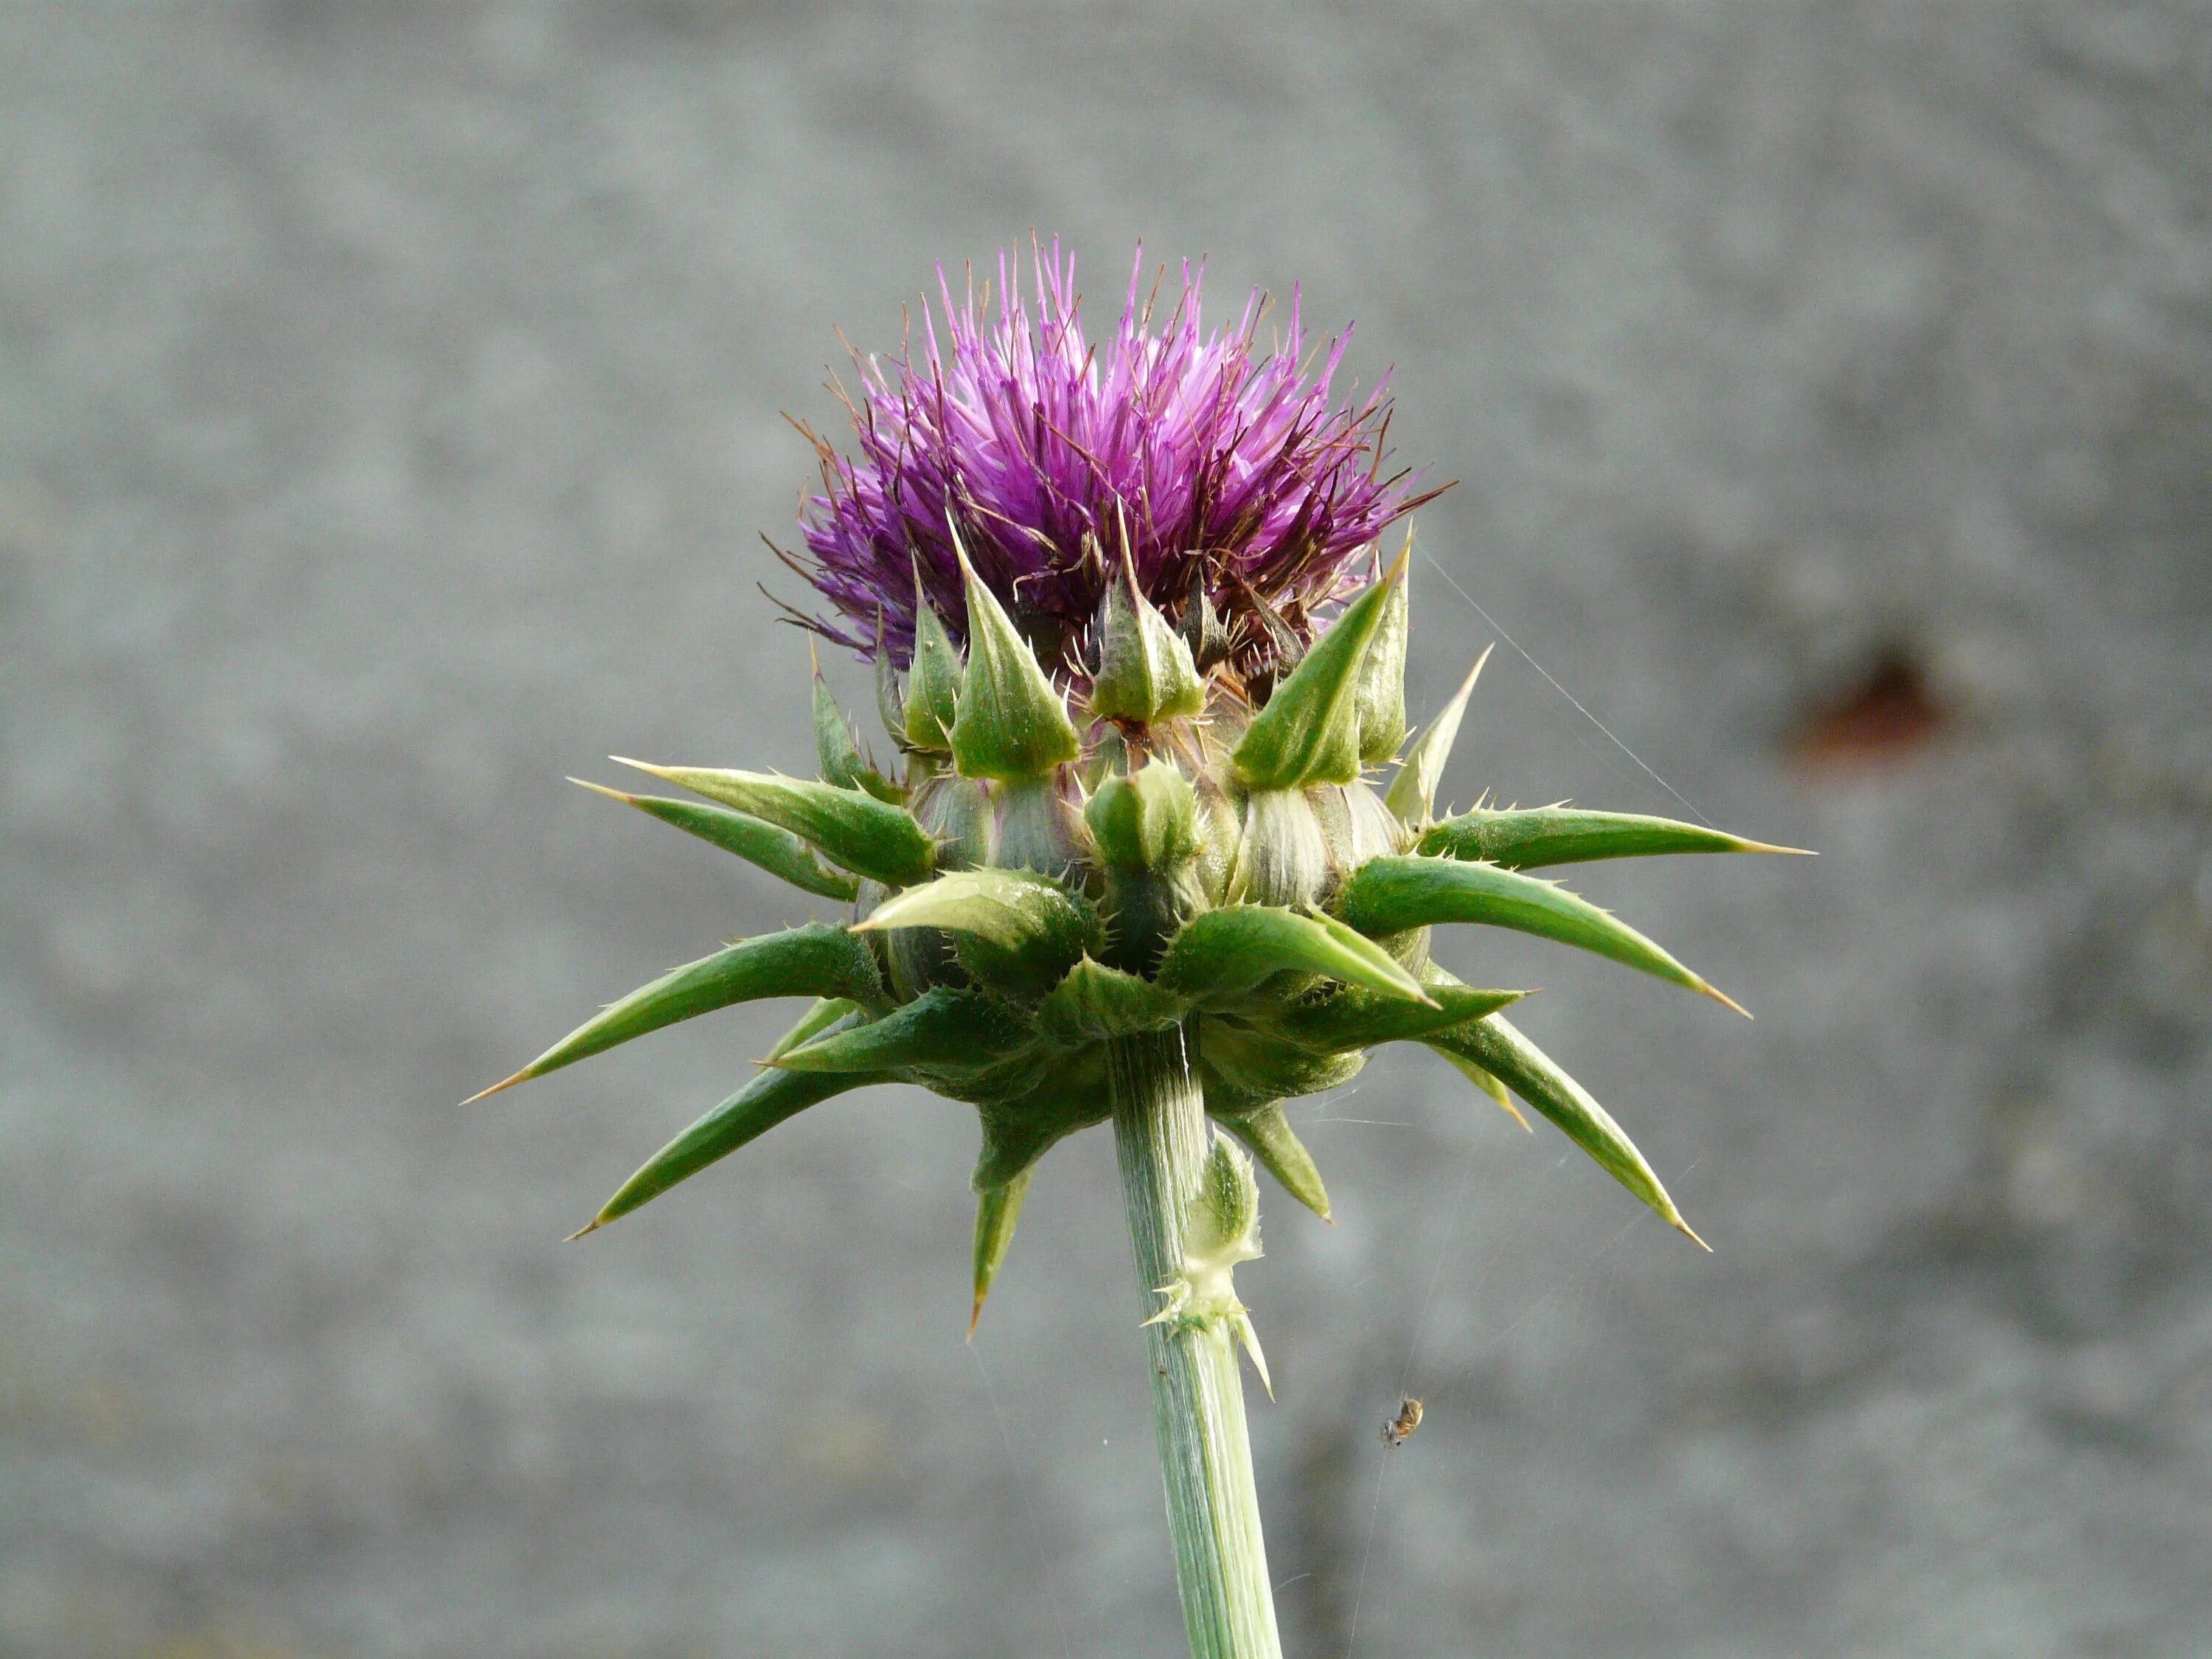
[480,542,1807,1323]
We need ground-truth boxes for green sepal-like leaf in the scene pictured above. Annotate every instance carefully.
[1419,805,1810,870]
[569,779,859,901]
[468,925,886,1100]
[774,986,1034,1077]
[1382,644,1491,826]
[1157,904,1436,1006]
[905,580,962,752]
[569,1038,888,1237]
[1425,1008,1705,1247]
[950,544,1081,780]
[1232,549,1408,789]
[1262,981,1525,1054]
[1354,554,1410,763]
[970,1166,1035,1337]
[765,996,860,1062]
[1340,855,1746,1013]
[1091,546,1206,724]
[970,1063,1113,1190]
[617,762,936,888]
[858,868,1100,999]
[1217,1102,1332,1221]
[1037,956,1189,1045]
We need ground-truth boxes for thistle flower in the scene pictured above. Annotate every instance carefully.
[782,240,1439,689]
[476,245,1804,1659]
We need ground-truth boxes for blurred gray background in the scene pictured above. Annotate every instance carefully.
[4,4,2209,1655]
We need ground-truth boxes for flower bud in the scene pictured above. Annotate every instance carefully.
[1091,546,1206,725]
[950,546,1081,781]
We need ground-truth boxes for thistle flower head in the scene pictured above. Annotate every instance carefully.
[790,240,1435,678]
[481,245,1804,1336]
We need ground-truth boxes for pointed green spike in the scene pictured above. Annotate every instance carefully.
[1091,544,1205,724]
[1037,956,1190,1045]
[1425,1009,1706,1247]
[614,762,936,888]
[1085,762,1203,874]
[812,644,869,791]
[569,779,859,901]
[467,924,886,1101]
[856,868,1100,998]
[570,1038,889,1237]
[1218,1102,1331,1221]
[1156,904,1436,1006]
[1382,644,1492,825]
[1354,544,1411,763]
[1430,1043,1531,1130]
[774,986,1034,1076]
[765,996,860,1063]
[905,577,962,753]
[1340,855,1747,1014]
[970,1167,1036,1337]
[1265,981,1524,1054]
[1231,547,1408,790]
[1419,805,1815,870]
[875,633,908,744]
[948,538,1081,780]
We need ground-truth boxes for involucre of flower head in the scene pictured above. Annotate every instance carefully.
[785,240,1439,678]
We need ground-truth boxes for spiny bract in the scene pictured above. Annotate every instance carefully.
[473,244,1802,1335]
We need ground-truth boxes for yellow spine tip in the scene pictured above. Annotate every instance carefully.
[462,1067,532,1105]
[563,1217,605,1242]
[1672,1216,1714,1252]
[967,1298,985,1342]
[568,776,638,804]
[1702,982,1753,1020]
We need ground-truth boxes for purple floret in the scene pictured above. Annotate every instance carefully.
[785,241,1435,671]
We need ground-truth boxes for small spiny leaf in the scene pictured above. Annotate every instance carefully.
[616,761,936,888]
[1158,905,1435,1006]
[569,779,859,902]
[970,1167,1034,1338]
[1341,854,1747,1014]
[1382,644,1491,826]
[467,925,884,1101]
[1424,1003,1706,1248]
[1419,805,1812,870]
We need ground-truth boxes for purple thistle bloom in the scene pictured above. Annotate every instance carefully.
[785,241,1438,672]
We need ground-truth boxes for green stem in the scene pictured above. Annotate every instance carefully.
[1108,1026,1283,1659]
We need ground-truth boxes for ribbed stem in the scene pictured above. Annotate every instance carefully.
[1109,1026,1283,1659]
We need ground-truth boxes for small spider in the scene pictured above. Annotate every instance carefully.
[1382,1397,1424,1447]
